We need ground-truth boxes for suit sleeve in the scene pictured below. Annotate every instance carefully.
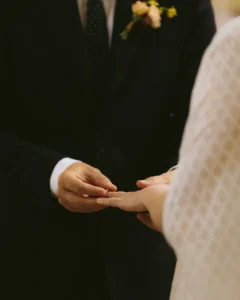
[0,9,64,205]
[167,0,216,167]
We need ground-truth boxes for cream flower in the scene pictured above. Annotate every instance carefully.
[132,1,149,16]
[121,1,177,40]
[148,5,161,28]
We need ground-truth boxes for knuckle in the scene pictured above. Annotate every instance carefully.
[71,180,83,195]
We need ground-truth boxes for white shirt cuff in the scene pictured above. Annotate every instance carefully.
[50,158,79,196]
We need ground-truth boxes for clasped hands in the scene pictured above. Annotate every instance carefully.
[57,162,175,231]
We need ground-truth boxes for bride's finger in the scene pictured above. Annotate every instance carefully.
[97,197,122,208]
[106,191,125,198]
[98,193,147,212]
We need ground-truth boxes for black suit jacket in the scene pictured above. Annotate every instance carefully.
[0,1,216,299]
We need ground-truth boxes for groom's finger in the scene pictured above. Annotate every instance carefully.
[91,169,117,191]
[61,173,107,197]
[58,190,106,213]
[79,181,109,197]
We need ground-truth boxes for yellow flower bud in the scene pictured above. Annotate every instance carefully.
[159,7,163,15]
[167,7,177,19]
[148,1,159,6]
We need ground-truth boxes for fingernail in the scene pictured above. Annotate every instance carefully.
[139,180,147,183]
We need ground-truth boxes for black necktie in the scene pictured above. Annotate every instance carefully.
[85,0,109,89]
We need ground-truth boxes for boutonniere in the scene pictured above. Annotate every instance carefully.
[121,1,177,40]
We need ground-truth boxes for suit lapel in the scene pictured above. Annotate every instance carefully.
[109,0,145,97]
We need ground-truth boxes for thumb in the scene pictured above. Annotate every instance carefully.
[137,177,160,189]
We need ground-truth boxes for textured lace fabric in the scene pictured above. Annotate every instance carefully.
[163,17,240,300]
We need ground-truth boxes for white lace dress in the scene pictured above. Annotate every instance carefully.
[163,17,240,300]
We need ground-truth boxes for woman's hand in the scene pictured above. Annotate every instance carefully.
[97,184,169,231]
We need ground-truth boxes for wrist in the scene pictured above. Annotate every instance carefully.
[50,158,79,196]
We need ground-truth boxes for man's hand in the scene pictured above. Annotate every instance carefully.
[57,162,117,213]
[137,170,175,189]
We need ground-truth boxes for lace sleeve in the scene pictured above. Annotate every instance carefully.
[163,17,240,300]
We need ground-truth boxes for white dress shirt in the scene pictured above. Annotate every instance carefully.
[164,17,240,300]
[50,0,116,195]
